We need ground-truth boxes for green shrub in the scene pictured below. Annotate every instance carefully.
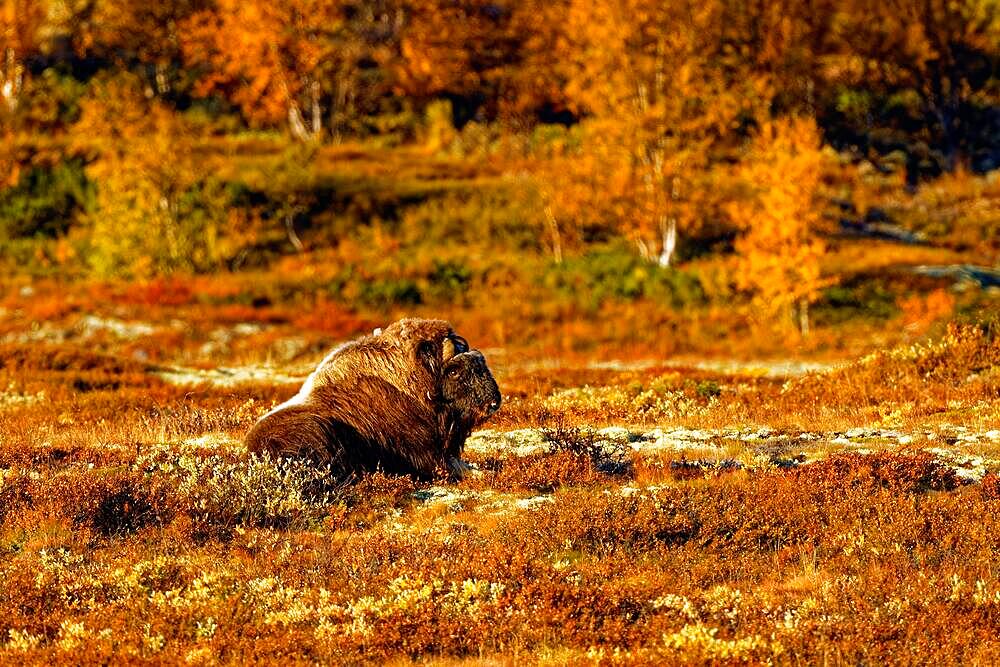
[85,177,235,278]
[0,238,51,275]
[358,276,424,307]
[0,160,92,239]
[426,259,472,301]
[696,380,722,399]
[397,185,542,250]
[18,67,87,129]
[815,280,899,325]
[330,257,481,309]
[544,245,706,310]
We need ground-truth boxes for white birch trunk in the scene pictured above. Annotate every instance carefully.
[657,217,677,268]
[285,213,304,253]
[1,48,22,112]
[310,80,322,139]
[543,206,563,264]
[288,103,311,142]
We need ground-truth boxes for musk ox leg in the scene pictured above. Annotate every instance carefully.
[446,456,473,480]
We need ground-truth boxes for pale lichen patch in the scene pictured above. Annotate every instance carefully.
[153,365,304,388]
[464,429,550,457]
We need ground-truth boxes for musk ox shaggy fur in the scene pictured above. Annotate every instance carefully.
[245,318,500,479]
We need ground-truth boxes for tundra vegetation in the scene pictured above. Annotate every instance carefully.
[2,0,1000,664]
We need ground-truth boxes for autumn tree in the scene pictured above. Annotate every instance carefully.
[727,117,832,336]
[501,0,572,117]
[182,0,400,140]
[832,0,1000,169]
[393,0,480,101]
[0,0,47,113]
[560,0,768,267]
[69,0,209,98]
[529,127,631,262]
[181,0,337,140]
[719,0,840,114]
[392,0,570,119]
[72,75,230,277]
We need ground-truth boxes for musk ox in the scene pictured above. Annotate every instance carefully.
[245,318,500,480]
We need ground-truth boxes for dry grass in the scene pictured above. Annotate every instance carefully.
[3,441,1000,664]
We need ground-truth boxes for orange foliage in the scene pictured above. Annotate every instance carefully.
[0,128,19,187]
[394,0,568,115]
[0,0,45,113]
[182,0,358,139]
[899,288,957,335]
[394,0,480,99]
[291,298,377,337]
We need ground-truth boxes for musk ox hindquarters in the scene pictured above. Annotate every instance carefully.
[245,318,500,480]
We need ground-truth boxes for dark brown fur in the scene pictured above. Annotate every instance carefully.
[245,318,499,479]
[441,350,501,466]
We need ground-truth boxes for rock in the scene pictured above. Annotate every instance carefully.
[464,429,549,457]
[839,216,927,244]
[514,496,554,510]
[77,315,155,340]
[912,265,1000,289]
[595,426,634,444]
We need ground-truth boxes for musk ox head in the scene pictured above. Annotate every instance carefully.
[442,349,501,426]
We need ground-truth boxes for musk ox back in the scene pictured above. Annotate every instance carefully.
[245,318,500,479]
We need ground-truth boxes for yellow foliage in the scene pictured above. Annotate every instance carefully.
[727,116,833,334]
[529,124,632,261]
[72,75,229,278]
